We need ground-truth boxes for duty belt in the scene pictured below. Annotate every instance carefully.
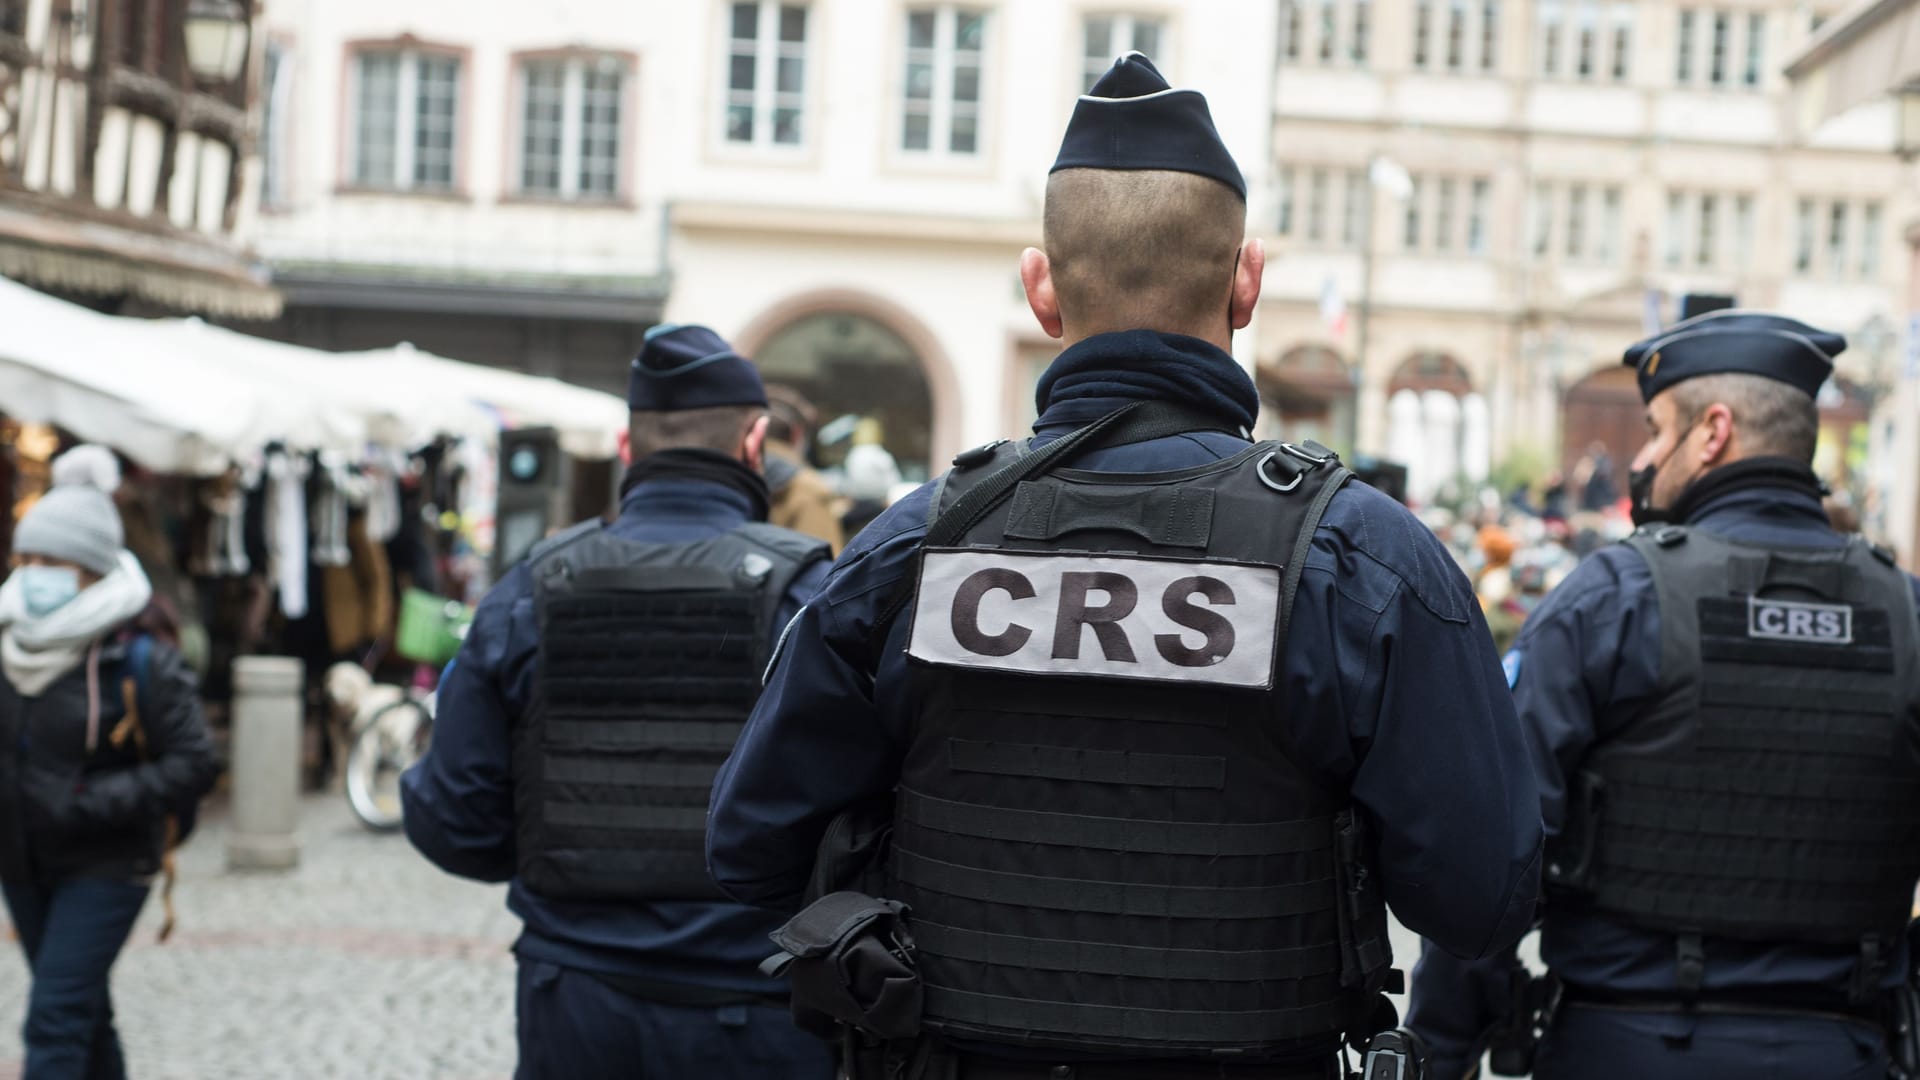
[1559,980,1889,1026]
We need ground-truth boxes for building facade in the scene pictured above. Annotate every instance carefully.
[0,0,275,317]
[1262,0,1915,515]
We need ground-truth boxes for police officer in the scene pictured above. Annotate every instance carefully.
[1406,310,1920,1080]
[708,53,1542,1080]
[401,326,836,1080]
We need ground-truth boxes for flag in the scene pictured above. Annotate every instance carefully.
[1319,276,1349,338]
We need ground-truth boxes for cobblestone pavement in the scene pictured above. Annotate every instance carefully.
[0,795,519,1080]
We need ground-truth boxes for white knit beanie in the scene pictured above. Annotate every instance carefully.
[14,445,124,575]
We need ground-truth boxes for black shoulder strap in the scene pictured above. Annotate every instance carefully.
[1277,464,1352,648]
[526,518,604,570]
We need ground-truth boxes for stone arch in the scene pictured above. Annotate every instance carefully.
[1387,350,1486,502]
[1257,343,1356,449]
[734,289,963,480]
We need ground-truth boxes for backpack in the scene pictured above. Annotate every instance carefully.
[105,633,196,942]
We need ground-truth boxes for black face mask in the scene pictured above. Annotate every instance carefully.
[1628,423,1697,528]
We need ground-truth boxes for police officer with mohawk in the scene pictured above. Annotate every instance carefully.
[402,326,835,1079]
[708,53,1541,1080]
[1406,311,1920,1079]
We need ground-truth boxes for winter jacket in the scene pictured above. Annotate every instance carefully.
[0,634,218,883]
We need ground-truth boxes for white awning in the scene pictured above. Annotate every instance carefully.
[1787,0,1920,127]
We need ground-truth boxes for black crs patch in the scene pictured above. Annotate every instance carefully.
[1747,596,1853,645]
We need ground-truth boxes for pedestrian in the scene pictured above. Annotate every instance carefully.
[764,384,846,553]
[400,325,835,1080]
[0,447,218,1080]
[1406,310,1920,1079]
[709,53,1542,1080]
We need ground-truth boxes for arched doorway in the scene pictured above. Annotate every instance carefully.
[749,311,936,486]
[1386,351,1486,505]
[1257,345,1356,452]
[1560,365,1641,510]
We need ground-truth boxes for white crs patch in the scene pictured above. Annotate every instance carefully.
[907,549,1282,689]
[1747,596,1853,645]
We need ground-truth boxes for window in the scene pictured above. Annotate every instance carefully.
[1676,10,1695,83]
[1317,0,1338,62]
[1467,179,1489,254]
[1708,11,1729,86]
[1861,202,1883,279]
[1794,198,1814,272]
[1827,202,1849,278]
[1575,3,1597,78]
[1353,0,1372,63]
[1307,168,1329,243]
[0,0,23,35]
[1277,167,1295,234]
[1435,177,1457,251]
[1539,0,1563,76]
[1530,182,1552,257]
[1597,186,1621,262]
[1480,0,1499,70]
[518,56,626,197]
[728,2,809,146]
[351,49,462,192]
[116,0,172,73]
[1665,191,1686,267]
[261,42,293,209]
[1743,13,1763,87]
[1342,168,1367,246]
[1610,4,1632,81]
[1732,194,1753,269]
[903,6,986,156]
[1084,13,1164,91]
[1696,193,1716,267]
[1404,176,1423,248]
[1445,0,1467,70]
[1566,185,1587,258]
[1413,0,1433,68]
[1284,0,1303,59]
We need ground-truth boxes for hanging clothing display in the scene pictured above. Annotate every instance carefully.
[264,450,310,621]
[309,457,353,570]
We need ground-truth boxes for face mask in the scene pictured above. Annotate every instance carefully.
[16,565,81,618]
[1628,419,1700,528]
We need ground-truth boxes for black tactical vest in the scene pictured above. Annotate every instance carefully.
[889,435,1391,1059]
[515,521,828,903]
[1551,525,1920,987]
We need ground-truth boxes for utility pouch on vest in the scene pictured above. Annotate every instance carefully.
[1544,770,1605,895]
[807,797,895,904]
[1335,809,1392,992]
[763,891,923,1042]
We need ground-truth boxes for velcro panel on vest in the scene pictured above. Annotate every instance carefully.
[525,582,761,903]
[1592,588,1920,945]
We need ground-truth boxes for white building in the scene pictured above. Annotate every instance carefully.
[252,0,1277,483]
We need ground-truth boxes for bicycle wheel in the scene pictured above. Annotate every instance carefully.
[345,700,431,831]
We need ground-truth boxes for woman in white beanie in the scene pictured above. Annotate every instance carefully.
[0,446,216,1080]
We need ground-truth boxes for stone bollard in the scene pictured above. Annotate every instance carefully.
[227,656,303,871]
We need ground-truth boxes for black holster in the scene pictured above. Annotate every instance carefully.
[762,891,923,1042]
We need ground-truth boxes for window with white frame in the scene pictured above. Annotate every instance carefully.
[1826,202,1849,276]
[1467,178,1490,254]
[727,2,808,147]
[261,41,293,209]
[1284,1,1303,59]
[1674,8,1765,89]
[519,54,626,198]
[1416,0,1495,71]
[1434,176,1457,252]
[1530,182,1553,256]
[1342,168,1367,246]
[1663,189,1746,268]
[1445,0,1467,70]
[1412,0,1433,67]
[1794,198,1814,272]
[1282,1,1372,67]
[1083,13,1164,91]
[1860,201,1883,279]
[1404,176,1423,248]
[1277,166,1295,235]
[1479,0,1499,70]
[1399,173,1489,252]
[1732,194,1753,268]
[1318,0,1339,62]
[1597,186,1621,261]
[903,6,986,156]
[1353,0,1372,63]
[1565,184,1586,257]
[351,49,461,191]
[1541,0,1632,81]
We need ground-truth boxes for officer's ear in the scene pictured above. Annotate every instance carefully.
[1229,238,1264,332]
[1696,402,1736,465]
[1020,248,1064,340]
[742,414,770,474]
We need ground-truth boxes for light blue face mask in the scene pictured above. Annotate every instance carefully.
[17,565,81,618]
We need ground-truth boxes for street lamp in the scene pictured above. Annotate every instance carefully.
[183,0,249,85]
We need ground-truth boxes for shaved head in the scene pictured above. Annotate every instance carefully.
[1041,168,1248,339]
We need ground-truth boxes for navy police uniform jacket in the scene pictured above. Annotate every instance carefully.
[1407,481,1920,1076]
[401,478,831,992]
[707,332,1544,989]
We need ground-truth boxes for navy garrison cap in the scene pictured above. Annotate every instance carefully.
[1050,52,1246,201]
[628,324,768,412]
[1622,310,1844,404]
